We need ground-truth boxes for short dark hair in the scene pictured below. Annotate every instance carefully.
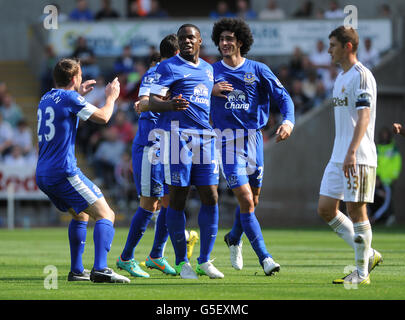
[160,34,179,59]
[53,58,81,87]
[211,18,254,56]
[177,23,201,36]
[329,26,359,53]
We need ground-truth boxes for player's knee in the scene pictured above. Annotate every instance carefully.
[238,194,255,213]
[199,189,218,206]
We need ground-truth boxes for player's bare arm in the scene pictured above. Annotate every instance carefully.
[89,77,120,124]
[149,93,189,112]
[393,123,405,136]
[343,108,370,177]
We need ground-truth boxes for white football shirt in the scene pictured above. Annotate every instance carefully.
[330,62,377,167]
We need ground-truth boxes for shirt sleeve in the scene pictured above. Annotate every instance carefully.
[69,91,98,121]
[260,63,295,127]
[138,70,155,97]
[150,61,174,97]
[354,70,374,110]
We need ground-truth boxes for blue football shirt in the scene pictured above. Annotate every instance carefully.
[133,64,161,146]
[211,59,295,132]
[150,54,214,132]
[36,88,97,177]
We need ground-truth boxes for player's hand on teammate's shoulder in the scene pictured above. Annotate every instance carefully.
[105,77,120,100]
[79,79,96,96]
[275,123,293,143]
[212,81,233,99]
[170,94,189,111]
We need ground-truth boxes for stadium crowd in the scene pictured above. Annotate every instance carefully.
[0,0,388,209]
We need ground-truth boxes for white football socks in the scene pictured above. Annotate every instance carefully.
[328,211,355,249]
[353,221,372,278]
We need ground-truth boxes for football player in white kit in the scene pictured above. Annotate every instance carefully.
[317,26,383,285]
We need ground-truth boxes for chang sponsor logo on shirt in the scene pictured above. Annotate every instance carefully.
[225,90,250,110]
[190,84,210,106]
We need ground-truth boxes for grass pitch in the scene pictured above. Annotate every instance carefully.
[0,226,404,300]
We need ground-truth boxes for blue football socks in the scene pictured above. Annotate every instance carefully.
[228,206,243,245]
[93,219,115,271]
[166,206,187,265]
[68,219,88,274]
[149,206,169,259]
[121,207,154,261]
[197,204,219,264]
[240,212,271,263]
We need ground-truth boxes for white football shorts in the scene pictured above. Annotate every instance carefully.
[320,161,376,203]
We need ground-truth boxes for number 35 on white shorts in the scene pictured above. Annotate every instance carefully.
[320,162,376,203]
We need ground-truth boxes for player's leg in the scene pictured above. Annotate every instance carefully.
[82,197,129,283]
[318,162,356,247]
[167,185,190,263]
[346,201,372,283]
[67,210,90,281]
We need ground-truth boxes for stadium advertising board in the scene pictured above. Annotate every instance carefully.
[48,19,392,57]
[0,165,47,200]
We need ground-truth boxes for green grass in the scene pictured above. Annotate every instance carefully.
[0,226,405,300]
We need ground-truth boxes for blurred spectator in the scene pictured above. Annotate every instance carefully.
[379,4,391,18]
[293,0,313,18]
[324,0,345,19]
[209,1,235,19]
[92,127,126,186]
[0,92,23,127]
[111,110,135,144]
[358,38,380,70]
[124,61,147,102]
[288,47,306,79]
[235,0,257,20]
[71,36,100,80]
[3,145,27,166]
[114,45,136,75]
[12,119,33,156]
[309,39,331,82]
[258,0,285,20]
[40,45,58,95]
[128,0,144,18]
[290,79,311,116]
[369,127,402,225]
[95,0,120,20]
[85,75,106,106]
[69,0,94,21]
[323,65,339,94]
[0,82,7,106]
[114,149,138,206]
[0,112,13,158]
[302,68,326,107]
[276,64,293,93]
[147,0,168,18]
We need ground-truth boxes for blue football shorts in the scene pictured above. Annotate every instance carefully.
[36,169,104,214]
[217,129,264,189]
[161,129,219,187]
[132,141,168,198]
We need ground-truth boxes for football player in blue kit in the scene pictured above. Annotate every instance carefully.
[117,34,189,278]
[149,24,224,279]
[35,58,129,283]
[210,18,295,275]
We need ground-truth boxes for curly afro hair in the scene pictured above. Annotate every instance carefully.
[211,18,254,56]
